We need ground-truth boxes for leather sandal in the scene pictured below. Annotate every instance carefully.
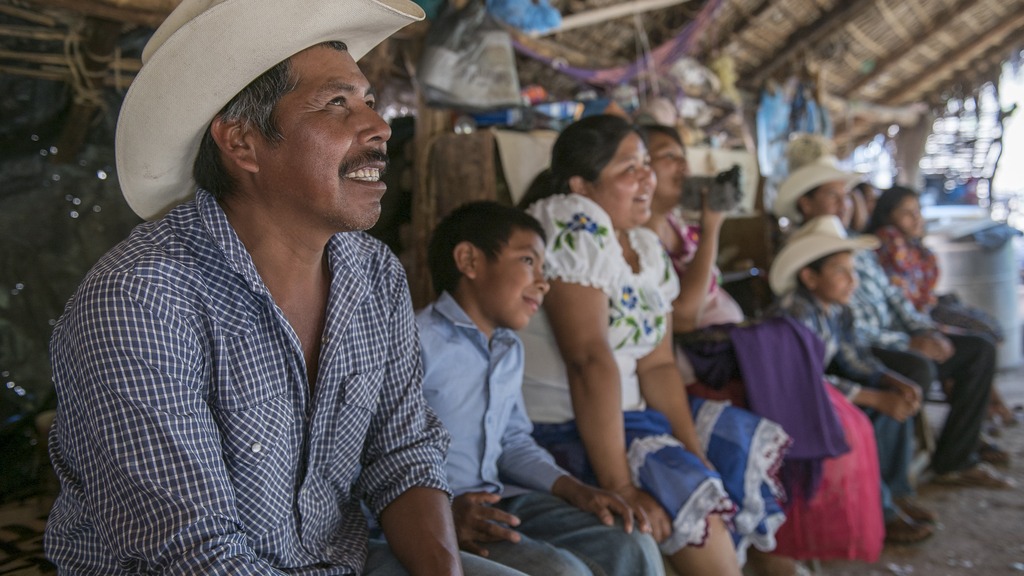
[884,511,934,545]
[979,441,1011,467]
[894,497,938,524]
[933,463,1017,489]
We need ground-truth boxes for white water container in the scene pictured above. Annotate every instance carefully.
[926,227,1022,369]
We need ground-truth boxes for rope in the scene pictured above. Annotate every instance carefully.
[633,12,657,102]
[62,18,108,110]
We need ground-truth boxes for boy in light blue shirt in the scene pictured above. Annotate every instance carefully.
[417,201,663,576]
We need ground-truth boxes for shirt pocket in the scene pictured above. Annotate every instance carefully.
[211,337,296,538]
[326,367,386,486]
[215,394,295,538]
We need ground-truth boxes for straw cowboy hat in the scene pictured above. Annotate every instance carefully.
[769,215,879,296]
[116,0,424,220]
[773,156,864,223]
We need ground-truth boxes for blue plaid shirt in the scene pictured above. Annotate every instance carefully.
[45,189,450,574]
[849,249,934,349]
[775,286,887,400]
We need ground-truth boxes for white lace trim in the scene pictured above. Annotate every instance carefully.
[693,399,728,453]
[692,400,790,546]
[732,418,790,538]
[658,477,735,555]
[626,434,681,487]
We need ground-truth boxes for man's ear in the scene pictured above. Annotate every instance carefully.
[798,267,817,291]
[453,241,479,279]
[796,195,811,222]
[209,116,260,175]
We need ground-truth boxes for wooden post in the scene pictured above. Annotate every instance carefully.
[410,100,451,309]
[52,17,122,163]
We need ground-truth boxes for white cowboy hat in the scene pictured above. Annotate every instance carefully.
[769,215,879,296]
[773,156,864,223]
[115,0,424,220]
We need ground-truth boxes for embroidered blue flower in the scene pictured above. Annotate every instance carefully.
[620,286,638,309]
[566,212,599,234]
[642,318,654,336]
[553,212,609,251]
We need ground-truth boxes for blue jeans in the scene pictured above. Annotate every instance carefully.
[483,492,664,576]
[862,407,915,522]
[364,540,528,575]
[365,492,663,576]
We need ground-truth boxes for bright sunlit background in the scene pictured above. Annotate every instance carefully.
[993,61,1024,231]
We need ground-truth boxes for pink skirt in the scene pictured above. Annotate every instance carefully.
[772,384,884,561]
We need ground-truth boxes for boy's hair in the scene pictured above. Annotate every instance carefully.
[428,201,547,296]
[796,250,851,290]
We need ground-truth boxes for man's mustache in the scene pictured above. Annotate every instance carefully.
[340,150,389,177]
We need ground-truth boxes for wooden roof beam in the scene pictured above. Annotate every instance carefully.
[880,8,1024,105]
[837,36,1023,152]
[23,0,168,28]
[842,0,979,97]
[743,0,875,88]
[696,0,771,58]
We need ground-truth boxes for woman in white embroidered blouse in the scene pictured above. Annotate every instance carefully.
[517,115,789,576]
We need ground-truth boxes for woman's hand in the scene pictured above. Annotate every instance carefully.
[451,492,521,557]
[700,202,727,232]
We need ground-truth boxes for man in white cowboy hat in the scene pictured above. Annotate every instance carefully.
[42,1,537,574]
[769,215,937,544]
[775,155,1012,492]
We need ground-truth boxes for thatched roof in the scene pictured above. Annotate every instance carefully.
[1,0,1022,153]
[511,0,1022,152]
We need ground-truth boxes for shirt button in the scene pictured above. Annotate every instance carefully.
[251,442,263,454]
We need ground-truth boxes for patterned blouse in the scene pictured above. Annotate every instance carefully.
[873,225,939,312]
[519,193,680,424]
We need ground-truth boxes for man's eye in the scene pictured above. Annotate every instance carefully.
[366,100,376,110]
[329,97,346,106]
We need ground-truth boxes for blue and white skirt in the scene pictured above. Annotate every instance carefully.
[532,398,789,563]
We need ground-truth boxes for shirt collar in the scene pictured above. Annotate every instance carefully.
[196,188,269,296]
[433,291,517,346]
[194,188,370,296]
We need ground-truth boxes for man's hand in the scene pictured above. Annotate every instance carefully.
[909,331,954,363]
[610,483,670,542]
[451,492,521,557]
[881,371,923,405]
[551,475,642,534]
[871,371,922,422]
[878,390,920,422]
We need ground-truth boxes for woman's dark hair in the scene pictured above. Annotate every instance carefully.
[516,114,636,209]
[193,41,348,199]
[865,185,919,234]
[428,201,547,297]
[636,124,684,149]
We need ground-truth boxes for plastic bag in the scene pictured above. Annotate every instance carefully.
[418,2,522,110]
